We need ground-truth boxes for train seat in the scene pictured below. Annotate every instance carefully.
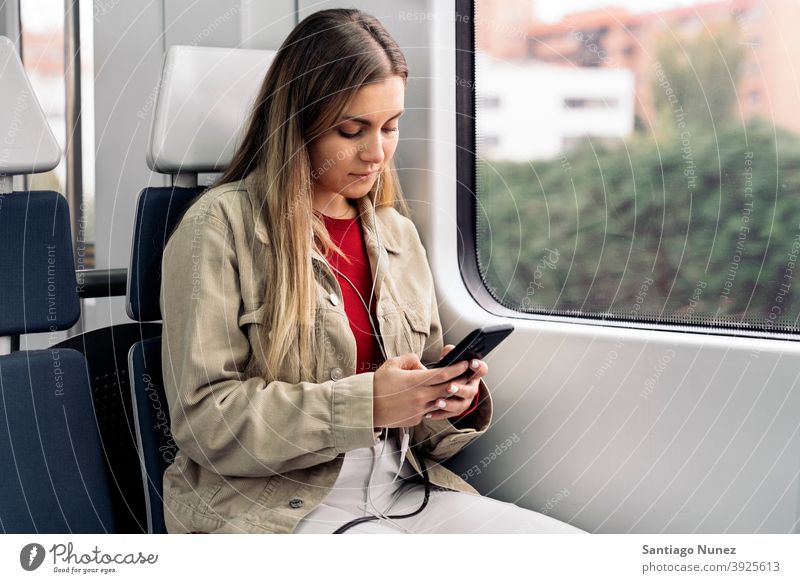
[0,39,116,529]
[0,193,116,533]
[127,45,275,533]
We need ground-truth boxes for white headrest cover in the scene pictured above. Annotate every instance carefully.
[0,36,61,175]
[146,45,276,174]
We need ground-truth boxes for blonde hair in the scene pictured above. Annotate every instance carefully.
[214,9,410,382]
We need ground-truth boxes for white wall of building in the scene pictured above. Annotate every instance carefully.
[477,56,635,161]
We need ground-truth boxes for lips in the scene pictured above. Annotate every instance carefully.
[350,171,377,180]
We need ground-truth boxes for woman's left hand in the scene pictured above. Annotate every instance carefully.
[423,344,488,421]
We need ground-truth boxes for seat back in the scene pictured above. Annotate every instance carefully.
[0,194,116,533]
[126,185,200,533]
[0,191,80,334]
[128,337,175,533]
[126,185,204,322]
[126,186,203,322]
[126,45,275,533]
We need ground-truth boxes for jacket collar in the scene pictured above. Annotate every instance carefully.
[355,192,402,254]
[243,173,401,254]
[243,173,400,309]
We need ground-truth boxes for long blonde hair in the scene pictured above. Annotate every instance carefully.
[214,9,410,382]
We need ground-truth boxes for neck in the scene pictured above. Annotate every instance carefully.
[312,191,355,218]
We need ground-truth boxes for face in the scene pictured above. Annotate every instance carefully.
[308,76,405,211]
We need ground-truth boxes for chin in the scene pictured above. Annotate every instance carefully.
[343,184,374,197]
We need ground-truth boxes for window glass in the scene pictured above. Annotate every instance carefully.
[475,0,800,332]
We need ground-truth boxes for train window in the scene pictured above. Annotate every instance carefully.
[469,0,800,335]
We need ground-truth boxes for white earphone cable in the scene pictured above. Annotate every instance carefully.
[320,179,414,532]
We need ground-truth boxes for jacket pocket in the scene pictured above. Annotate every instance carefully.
[196,474,226,513]
[402,307,430,358]
[206,474,277,519]
[165,454,226,515]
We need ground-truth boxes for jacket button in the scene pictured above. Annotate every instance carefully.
[329,293,339,306]
[289,497,304,509]
[330,367,343,381]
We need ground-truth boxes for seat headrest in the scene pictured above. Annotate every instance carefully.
[146,45,276,174]
[0,36,61,175]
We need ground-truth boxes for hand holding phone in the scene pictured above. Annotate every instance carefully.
[417,324,513,421]
[425,324,514,370]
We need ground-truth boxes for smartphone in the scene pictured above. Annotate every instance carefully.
[425,324,514,369]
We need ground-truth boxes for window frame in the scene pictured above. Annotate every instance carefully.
[456,0,800,342]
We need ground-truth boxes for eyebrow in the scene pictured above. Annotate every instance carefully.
[337,110,404,126]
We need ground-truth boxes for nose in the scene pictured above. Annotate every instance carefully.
[359,132,386,165]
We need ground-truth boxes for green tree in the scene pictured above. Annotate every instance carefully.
[477,121,800,330]
[651,19,746,136]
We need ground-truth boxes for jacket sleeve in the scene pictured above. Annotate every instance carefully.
[160,214,380,478]
[413,284,493,462]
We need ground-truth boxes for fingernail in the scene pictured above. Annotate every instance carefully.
[425,413,432,419]
[436,399,447,408]
[471,359,480,369]
[448,384,459,394]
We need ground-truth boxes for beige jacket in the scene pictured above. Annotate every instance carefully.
[159,176,493,534]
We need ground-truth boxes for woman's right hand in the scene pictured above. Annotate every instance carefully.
[372,353,473,428]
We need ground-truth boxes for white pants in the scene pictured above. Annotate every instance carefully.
[293,431,586,534]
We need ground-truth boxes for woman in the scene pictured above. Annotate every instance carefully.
[160,8,584,534]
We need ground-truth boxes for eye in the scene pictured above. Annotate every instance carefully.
[338,129,361,139]
[338,126,400,139]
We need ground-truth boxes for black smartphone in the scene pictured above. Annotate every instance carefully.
[425,324,514,369]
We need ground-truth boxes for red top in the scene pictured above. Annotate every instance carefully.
[319,212,385,375]
[319,210,478,420]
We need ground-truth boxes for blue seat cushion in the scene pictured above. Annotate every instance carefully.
[0,191,80,335]
[0,348,116,533]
